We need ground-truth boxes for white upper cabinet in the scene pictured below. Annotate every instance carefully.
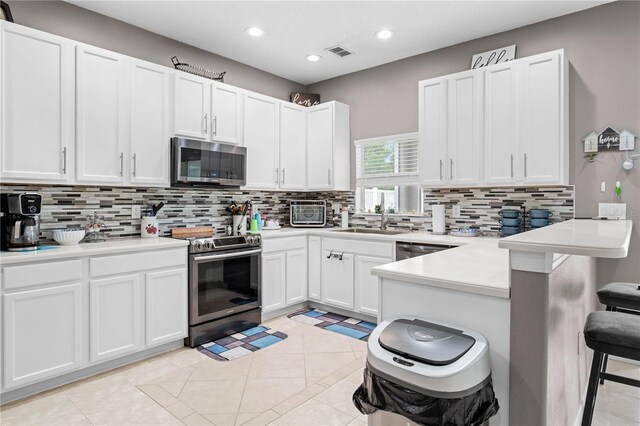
[518,51,567,184]
[174,77,243,145]
[174,73,209,140]
[418,77,448,186]
[243,91,280,190]
[129,59,171,186]
[210,82,243,144]
[484,62,519,184]
[0,22,74,183]
[279,102,307,190]
[447,70,483,185]
[419,49,568,187]
[307,101,351,191]
[76,44,127,184]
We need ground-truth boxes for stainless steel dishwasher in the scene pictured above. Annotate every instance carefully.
[395,242,457,261]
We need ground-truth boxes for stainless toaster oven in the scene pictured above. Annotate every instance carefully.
[290,200,326,227]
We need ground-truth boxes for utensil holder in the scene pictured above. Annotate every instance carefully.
[141,216,159,238]
[233,215,247,235]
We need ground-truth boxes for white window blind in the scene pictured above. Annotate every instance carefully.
[355,132,420,185]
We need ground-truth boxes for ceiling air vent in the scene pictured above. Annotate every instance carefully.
[326,45,353,58]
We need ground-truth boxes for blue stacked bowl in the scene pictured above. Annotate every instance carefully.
[499,209,522,236]
[527,209,553,229]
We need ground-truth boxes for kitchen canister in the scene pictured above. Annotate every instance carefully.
[233,215,247,235]
[141,216,159,238]
[432,204,446,235]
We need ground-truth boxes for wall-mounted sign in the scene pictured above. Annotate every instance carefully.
[471,45,516,69]
[598,126,621,151]
[582,127,637,161]
[290,92,320,107]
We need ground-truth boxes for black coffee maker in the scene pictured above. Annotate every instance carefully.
[1,193,42,251]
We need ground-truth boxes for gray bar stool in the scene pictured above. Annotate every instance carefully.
[581,311,640,426]
[596,282,640,383]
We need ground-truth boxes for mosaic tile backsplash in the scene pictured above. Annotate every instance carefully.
[0,184,573,242]
[352,185,575,234]
[0,184,353,242]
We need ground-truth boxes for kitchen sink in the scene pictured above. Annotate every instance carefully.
[336,228,408,235]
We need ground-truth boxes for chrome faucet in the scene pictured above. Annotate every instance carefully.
[380,193,390,230]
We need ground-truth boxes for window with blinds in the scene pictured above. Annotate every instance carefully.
[355,133,420,185]
[354,133,423,215]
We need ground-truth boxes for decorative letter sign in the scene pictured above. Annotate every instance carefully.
[471,45,516,69]
[290,92,320,107]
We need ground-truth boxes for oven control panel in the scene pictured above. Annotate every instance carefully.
[245,234,261,246]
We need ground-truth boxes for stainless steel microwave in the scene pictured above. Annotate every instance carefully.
[290,200,327,227]
[171,137,247,187]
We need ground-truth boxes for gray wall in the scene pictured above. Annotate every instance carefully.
[6,0,305,100]
[308,1,640,284]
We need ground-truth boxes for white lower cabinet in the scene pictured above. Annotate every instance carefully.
[322,251,355,310]
[321,238,393,316]
[1,246,188,393]
[307,236,322,301]
[286,249,307,305]
[145,268,188,347]
[354,255,390,316]
[262,252,286,313]
[90,275,142,362]
[261,236,307,314]
[3,283,83,389]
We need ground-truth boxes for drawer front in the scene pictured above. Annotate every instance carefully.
[322,237,393,258]
[262,236,307,253]
[90,248,186,278]
[2,259,82,290]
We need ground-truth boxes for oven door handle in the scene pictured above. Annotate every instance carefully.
[192,249,262,262]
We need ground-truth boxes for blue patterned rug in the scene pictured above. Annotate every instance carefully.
[197,326,288,361]
[287,308,376,341]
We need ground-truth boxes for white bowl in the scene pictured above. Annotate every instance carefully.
[52,229,86,246]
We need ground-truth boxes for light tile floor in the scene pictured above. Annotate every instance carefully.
[1,314,638,425]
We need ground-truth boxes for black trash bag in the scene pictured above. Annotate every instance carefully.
[353,365,499,426]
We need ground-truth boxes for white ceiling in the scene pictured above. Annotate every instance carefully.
[68,1,609,85]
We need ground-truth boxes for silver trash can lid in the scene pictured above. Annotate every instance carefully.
[378,319,476,366]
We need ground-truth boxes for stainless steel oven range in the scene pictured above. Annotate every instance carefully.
[183,234,262,347]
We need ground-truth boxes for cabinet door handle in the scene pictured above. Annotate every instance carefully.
[212,116,217,136]
[524,153,528,178]
[274,168,279,184]
[439,160,443,180]
[450,158,453,180]
[510,154,514,178]
[62,147,67,174]
[203,113,208,134]
[281,168,285,185]
[119,152,124,176]
[327,169,332,185]
[132,153,137,177]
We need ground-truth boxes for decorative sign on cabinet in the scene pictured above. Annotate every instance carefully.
[419,49,568,188]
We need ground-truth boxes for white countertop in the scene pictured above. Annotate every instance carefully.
[262,226,510,299]
[498,219,633,258]
[0,237,189,265]
[371,241,510,299]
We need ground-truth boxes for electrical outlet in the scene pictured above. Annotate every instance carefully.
[131,205,141,219]
[452,205,461,218]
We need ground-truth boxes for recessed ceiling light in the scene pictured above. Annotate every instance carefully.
[245,27,264,37]
[306,54,321,62]
[375,29,394,40]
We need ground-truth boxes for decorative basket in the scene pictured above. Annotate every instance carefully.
[171,56,226,82]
